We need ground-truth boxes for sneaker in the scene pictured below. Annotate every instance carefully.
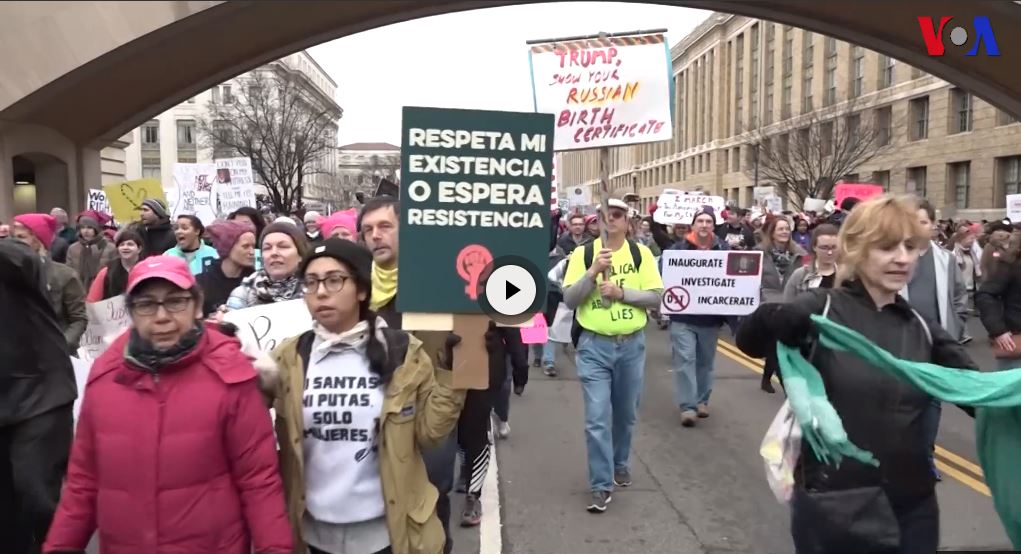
[586,490,612,513]
[496,421,511,439]
[613,470,632,488]
[761,379,776,394]
[543,365,557,377]
[460,494,482,527]
[532,359,541,368]
[513,384,525,396]
[697,404,710,418]
[681,410,697,427]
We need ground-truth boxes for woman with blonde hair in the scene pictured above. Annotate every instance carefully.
[756,215,807,393]
[737,194,977,553]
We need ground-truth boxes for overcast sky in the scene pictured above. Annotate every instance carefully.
[308,3,711,147]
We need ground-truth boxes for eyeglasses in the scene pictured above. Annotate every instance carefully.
[302,273,350,294]
[130,296,193,316]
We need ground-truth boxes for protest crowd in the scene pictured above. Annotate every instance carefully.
[4,183,1021,554]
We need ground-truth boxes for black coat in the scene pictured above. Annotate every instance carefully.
[195,259,254,317]
[0,239,77,425]
[975,257,1021,338]
[141,219,177,258]
[736,281,975,509]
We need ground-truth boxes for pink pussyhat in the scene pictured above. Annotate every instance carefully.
[319,208,358,238]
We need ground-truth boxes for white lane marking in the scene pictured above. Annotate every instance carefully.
[480,442,502,553]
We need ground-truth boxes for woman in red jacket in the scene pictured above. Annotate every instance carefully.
[44,255,292,554]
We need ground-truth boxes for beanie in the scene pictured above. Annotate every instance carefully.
[206,219,255,259]
[319,208,358,238]
[689,205,716,225]
[77,216,101,235]
[303,211,322,224]
[260,220,309,259]
[141,198,169,220]
[300,238,373,287]
[13,213,58,249]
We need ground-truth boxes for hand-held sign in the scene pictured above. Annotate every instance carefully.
[119,182,150,210]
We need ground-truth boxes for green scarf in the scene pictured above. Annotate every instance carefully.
[778,315,1021,548]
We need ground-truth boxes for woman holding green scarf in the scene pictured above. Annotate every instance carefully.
[736,195,977,554]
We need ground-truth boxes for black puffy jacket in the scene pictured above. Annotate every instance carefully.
[975,257,1021,338]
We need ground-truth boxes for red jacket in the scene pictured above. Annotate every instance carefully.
[44,325,292,554]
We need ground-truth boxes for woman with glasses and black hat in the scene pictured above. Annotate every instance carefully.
[257,239,466,554]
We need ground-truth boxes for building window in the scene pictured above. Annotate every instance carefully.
[850,46,864,97]
[802,30,814,69]
[949,161,970,208]
[733,147,741,172]
[824,37,837,106]
[177,120,196,148]
[802,31,813,113]
[778,133,790,161]
[879,55,895,88]
[724,149,730,172]
[1002,156,1021,196]
[846,113,861,139]
[222,85,233,104]
[141,121,160,146]
[998,109,1019,126]
[950,88,973,134]
[735,34,744,134]
[141,156,161,179]
[820,121,834,155]
[802,73,813,112]
[764,24,775,125]
[750,24,760,127]
[872,170,890,191]
[907,166,927,196]
[909,96,929,141]
[178,155,197,164]
[782,26,793,119]
[874,106,892,146]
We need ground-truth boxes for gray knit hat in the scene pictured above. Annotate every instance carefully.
[141,198,169,220]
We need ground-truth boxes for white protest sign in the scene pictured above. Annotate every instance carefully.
[1008,194,1021,222]
[87,188,111,214]
[568,185,591,207]
[223,299,313,353]
[660,250,763,316]
[528,33,672,150]
[803,198,827,213]
[653,189,726,225]
[77,296,131,363]
[171,163,218,224]
[215,157,258,216]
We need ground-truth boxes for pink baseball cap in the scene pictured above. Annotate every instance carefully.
[126,255,196,294]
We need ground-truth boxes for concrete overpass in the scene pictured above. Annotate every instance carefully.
[1,0,1018,219]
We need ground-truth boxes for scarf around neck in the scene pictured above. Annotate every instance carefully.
[125,324,204,372]
[311,317,388,359]
[370,262,398,311]
[246,269,302,303]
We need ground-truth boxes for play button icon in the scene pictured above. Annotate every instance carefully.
[478,256,544,322]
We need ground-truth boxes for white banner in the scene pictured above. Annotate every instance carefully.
[77,296,131,363]
[652,189,726,225]
[1008,194,1021,222]
[215,157,258,216]
[660,250,763,316]
[528,34,673,150]
[171,163,218,224]
[223,299,313,354]
[87,188,111,214]
[567,184,591,207]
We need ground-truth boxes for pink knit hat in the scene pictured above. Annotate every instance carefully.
[205,219,256,258]
[319,208,358,238]
[13,213,58,249]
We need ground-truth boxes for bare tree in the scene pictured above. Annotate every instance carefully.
[743,99,893,206]
[198,71,339,213]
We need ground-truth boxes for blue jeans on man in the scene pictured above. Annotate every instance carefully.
[530,342,555,368]
[669,321,721,411]
[574,330,646,492]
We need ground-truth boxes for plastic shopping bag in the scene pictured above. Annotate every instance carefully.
[760,400,801,503]
[549,302,574,344]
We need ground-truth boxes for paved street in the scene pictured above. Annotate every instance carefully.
[449,316,1012,553]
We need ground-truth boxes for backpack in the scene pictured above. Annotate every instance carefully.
[296,327,411,377]
[570,240,644,347]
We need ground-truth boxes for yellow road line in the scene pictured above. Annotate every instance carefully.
[714,340,990,496]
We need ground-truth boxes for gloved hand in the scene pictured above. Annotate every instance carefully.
[437,332,462,371]
[773,303,816,347]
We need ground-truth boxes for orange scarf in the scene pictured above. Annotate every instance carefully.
[686,231,714,250]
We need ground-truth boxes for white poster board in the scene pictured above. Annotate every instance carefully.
[528,33,673,150]
[1007,194,1021,222]
[567,185,592,207]
[652,189,726,225]
[87,188,111,214]
[77,296,132,363]
[660,250,763,316]
[223,299,314,354]
[171,163,218,224]
[215,157,258,216]
[803,198,827,213]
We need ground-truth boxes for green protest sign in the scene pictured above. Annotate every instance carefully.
[397,106,554,314]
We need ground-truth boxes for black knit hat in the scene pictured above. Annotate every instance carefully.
[988,219,1013,235]
[300,238,373,286]
[689,205,716,225]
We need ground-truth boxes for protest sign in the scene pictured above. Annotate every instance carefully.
[87,188,111,214]
[660,250,763,316]
[1007,194,1021,222]
[223,299,313,353]
[833,183,883,207]
[103,179,165,223]
[652,189,726,225]
[76,296,132,363]
[528,33,673,150]
[550,157,559,209]
[71,356,91,424]
[567,185,591,207]
[374,178,400,198]
[397,106,553,315]
[214,157,257,216]
[803,198,827,213]
[171,163,218,224]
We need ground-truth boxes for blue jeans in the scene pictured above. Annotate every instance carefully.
[530,343,555,367]
[669,321,720,411]
[575,330,646,492]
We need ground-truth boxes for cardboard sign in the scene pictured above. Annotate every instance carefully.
[397,106,553,315]
[87,188,111,214]
[171,163,218,224]
[520,314,548,344]
[223,299,313,353]
[528,33,673,150]
[660,250,763,316]
[833,183,883,207]
[1007,194,1021,222]
[77,296,132,363]
[215,157,258,216]
[652,189,726,225]
[103,179,165,224]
